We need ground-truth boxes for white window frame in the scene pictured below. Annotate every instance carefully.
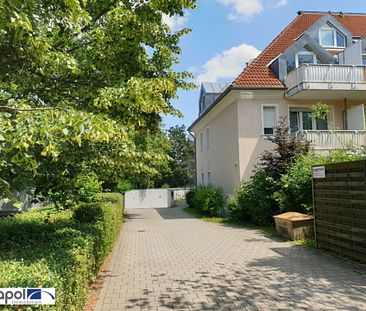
[288,105,334,132]
[207,171,211,184]
[319,26,346,48]
[201,172,205,185]
[199,132,204,151]
[261,104,278,136]
[205,128,210,149]
[295,51,317,68]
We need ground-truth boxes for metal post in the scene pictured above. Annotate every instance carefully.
[312,171,317,249]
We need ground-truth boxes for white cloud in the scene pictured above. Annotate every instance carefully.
[217,0,288,21]
[196,43,261,83]
[273,0,287,8]
[217,0,263,20]
[162,13,188,31]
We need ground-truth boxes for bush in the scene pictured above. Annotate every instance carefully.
[185,190,196,207]
[0,193,124,311]
[258,117,310,181]
[95,192,125,207]
[275,151,365,214]
[228,171,280,226]
[73,203,104,223]
[114,180,134,193]
[202,187,225,217]
[189,185,225,217]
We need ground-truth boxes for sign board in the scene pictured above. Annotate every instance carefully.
[312,166,326,179]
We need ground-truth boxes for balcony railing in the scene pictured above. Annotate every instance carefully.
[287,64,366,91]
[295,130,366,152]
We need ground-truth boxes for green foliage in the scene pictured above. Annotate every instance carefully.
[95,192,125,207]
[0,193,124,311]
[157,125,195,188]
[0,0,196,206]
[294,238,316,249]
[275,150,366,214]
[259,117,310,180]
[186,189,196,207]
[115,180,134,193]
[74,171,102,203]
[311,101,331,121]
[73,203,103,224]
[228,171,280,226]
[189,185,225,217]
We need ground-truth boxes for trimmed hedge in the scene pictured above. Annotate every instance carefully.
[0,193,124,311]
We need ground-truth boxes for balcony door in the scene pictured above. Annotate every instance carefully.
[289,108,328,133]
[347,104,365,130]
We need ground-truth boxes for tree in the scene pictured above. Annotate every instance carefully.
[0,0,196,206]
[158,125,194,188]
[258,117,310,181]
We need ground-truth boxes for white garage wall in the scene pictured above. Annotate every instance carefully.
[124,188,190,209]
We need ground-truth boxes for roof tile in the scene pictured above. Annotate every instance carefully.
[232,12,366,88]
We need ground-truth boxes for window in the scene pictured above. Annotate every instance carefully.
[262,105,277,135]
[295,52,316,68]
[289,108,328,133]
[200,132,204,151]
[319,27,346,48]
[207,172,211,184]
[205,128,210,149]
[201,172,205,185]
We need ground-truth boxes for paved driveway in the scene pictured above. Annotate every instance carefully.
[94,206,366,311]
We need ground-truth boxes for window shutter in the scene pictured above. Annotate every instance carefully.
[263,106,276,134]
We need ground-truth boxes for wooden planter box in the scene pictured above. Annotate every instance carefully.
[273,212,314,240]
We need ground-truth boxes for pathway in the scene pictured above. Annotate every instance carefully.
[94,206,366,311]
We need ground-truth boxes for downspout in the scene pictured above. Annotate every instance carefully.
[188,130,197,189]
[343,98,348,130]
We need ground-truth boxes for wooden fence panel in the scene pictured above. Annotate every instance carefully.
[313,160,366,263]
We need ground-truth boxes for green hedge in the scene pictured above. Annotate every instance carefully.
[228,171,280,226]
[187,185,225,217]
[0,193,124,311]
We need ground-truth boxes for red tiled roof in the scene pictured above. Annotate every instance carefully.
[232,12,366,88]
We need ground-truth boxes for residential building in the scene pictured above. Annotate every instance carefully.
[189,11,366,194]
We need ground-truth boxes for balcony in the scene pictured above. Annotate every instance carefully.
[294,130,366,153]
[287,64,366,99]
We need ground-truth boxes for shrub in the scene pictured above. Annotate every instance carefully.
[228,171,280,226]
[95,192,125,207]
[190,185,225,216]
[0,193,124,311]
[73,203,104,223]
[185,190,196,207]
[275,150,365,214]
[202,187,225,217]
[258,117,310,181]
[114,180,134,193]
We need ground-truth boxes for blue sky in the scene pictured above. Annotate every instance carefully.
[162,0,366,130]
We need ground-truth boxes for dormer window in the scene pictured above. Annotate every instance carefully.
[319,26,346,48]
[295,51,316,68]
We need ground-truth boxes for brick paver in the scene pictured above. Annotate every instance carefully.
[94,206,366,311]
